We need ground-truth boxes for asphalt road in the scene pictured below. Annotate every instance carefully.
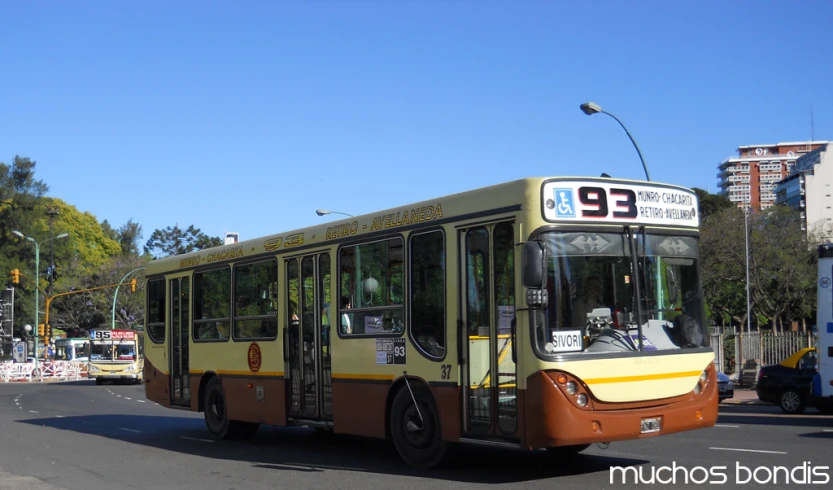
[1,381,831,489]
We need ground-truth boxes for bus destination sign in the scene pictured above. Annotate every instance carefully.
[542,181,699,228]
[90,329,136,340]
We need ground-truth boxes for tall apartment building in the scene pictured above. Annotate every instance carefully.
[717,141,828,211]
[775,142,833,238]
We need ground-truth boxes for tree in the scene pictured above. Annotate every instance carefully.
[700,206,750,329]
[747,205,818,332]
[144,224,222,258]
[701,202,822,333]
[692,188,734,222]
[33,199,122,332]
[1,156,50,336]
[117,219,143,257]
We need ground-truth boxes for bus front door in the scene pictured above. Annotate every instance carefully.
[285,253,333,421]
[459,222,518,438]
[169,276,191,407]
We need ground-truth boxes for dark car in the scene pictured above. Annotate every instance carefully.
[756,347,818,414]
[717,371,734,402]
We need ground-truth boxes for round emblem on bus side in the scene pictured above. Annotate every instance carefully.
[247,343,262,373]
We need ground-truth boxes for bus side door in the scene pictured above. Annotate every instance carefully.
[459,221,518,438]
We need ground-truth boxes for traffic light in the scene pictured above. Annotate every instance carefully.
[130,277,137,292]
[10,269,20,285]
[38,323,44,337]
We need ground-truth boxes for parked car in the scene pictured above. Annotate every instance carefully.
[717,371,734,402]
[755,347,818,414]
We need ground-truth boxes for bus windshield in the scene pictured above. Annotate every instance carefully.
[90,341,137,362]
[538,230,707,355]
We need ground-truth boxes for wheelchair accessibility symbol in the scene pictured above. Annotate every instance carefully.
[821,277,831,289]
[553,188,576,218]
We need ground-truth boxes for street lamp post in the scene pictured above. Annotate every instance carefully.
[744,207,752,333]
[112,267,145,329]
[12,230,69,366]
[579,101,651,181]
[316,209,353,218]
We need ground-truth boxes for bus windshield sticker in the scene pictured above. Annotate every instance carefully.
[549,330,584,353]
[376,338,406,365]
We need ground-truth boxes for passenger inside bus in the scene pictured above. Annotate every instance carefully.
[570,276,606,327]
[340,296,352,334]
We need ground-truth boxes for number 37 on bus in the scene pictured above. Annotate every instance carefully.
[142,175,716,468]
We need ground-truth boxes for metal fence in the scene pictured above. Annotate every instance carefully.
[710,329,815,387]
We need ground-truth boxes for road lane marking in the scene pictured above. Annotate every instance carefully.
[715,424,739,428]
[120,428,141,433]
[125,397,132,400]
[710,447,786,454]
[55,415,64,418]
[29,410,38,414]
[180,437,214,443]
[137,400,146,403]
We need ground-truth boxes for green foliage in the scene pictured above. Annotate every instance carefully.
[0,154,216,341]
[700,192,820,331]
[692,188,734,222]
[144,224,222,258]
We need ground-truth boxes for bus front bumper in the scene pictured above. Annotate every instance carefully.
[524,368,718,450]
[89,372,140,380]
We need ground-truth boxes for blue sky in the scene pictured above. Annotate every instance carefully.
[2,1,832,245]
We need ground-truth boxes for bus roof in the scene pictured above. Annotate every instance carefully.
[145,176,697,277]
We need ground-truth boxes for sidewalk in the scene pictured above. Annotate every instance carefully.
[721,388,765,405]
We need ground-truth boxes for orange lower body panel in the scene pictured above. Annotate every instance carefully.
[523,368,718,450]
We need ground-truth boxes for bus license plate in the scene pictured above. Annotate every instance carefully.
[641,417,661,434]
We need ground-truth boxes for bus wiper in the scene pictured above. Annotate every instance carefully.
[625,226,644,351]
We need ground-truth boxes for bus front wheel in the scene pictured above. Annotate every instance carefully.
[390,383,447,469]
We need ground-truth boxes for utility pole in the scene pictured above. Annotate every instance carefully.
[46,207,59,298]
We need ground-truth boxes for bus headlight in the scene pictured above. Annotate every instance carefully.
[576,394,588,407]
[89,365,100,373]
[700,371,708,384]
[124,365,135,372]
[693,383,701,395]
[565,381,577,395]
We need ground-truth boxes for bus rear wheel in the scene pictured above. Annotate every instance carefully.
[203,377,259,440]
[390,383,447,469]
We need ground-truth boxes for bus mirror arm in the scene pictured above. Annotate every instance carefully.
[510,318,517,363]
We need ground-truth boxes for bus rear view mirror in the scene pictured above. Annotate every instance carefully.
[665,266,679,305]
[522,240,547,289]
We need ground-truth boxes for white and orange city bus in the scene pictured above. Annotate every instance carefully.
[143,176,718,468]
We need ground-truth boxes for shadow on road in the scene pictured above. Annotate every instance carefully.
[718,404,833,428]
[796,431,833,439]
[18,414,648,484]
